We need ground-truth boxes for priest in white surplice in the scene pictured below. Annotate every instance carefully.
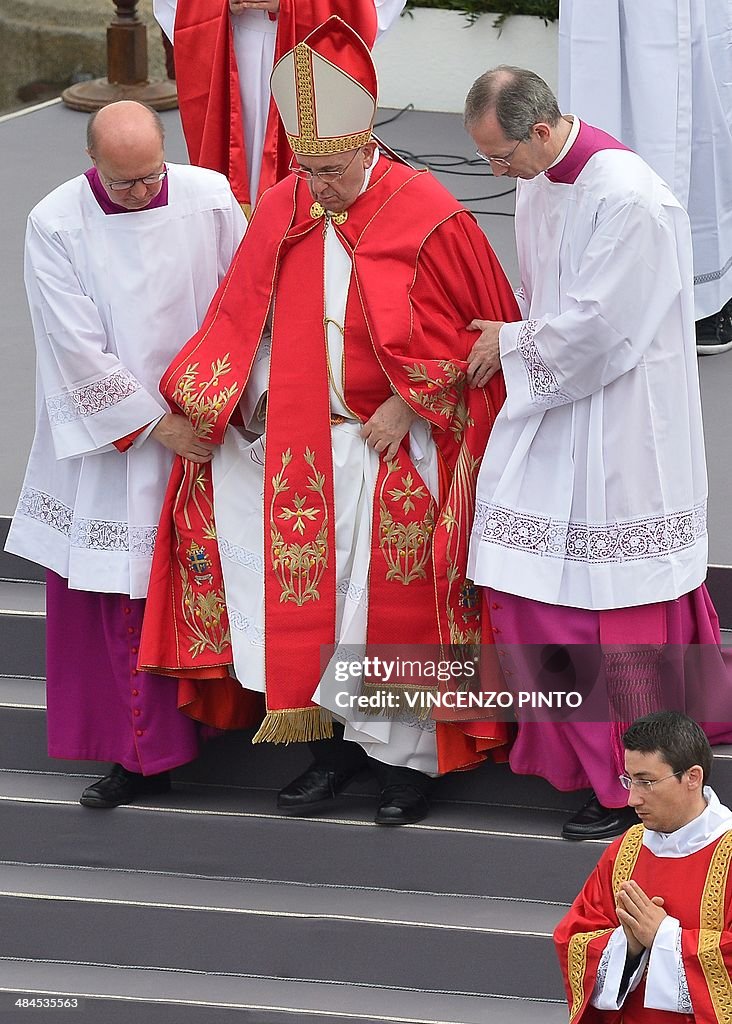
[5,102,246,807]
[463,67,732,841]
[558,0,732,355]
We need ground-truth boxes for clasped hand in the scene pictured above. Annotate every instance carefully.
[152,413,215,464]
[466,318,504,388]
[361,393,418,463]
[616,880,667,957]
[229,0,279,14]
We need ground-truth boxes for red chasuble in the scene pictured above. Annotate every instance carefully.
[172,0,378,208]
[139,157,520,770]
[554,824,732,1023]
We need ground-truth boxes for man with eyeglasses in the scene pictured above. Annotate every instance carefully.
[463,66,732,841]
[140,17,520,825]
[5,100,246,807]
[554,711,732,1021]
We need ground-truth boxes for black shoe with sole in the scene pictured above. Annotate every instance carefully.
[276,762,366,813]
[79,763,171,809]
[561,792,640,841]
[696,299,732,355]
[374,784,430,826]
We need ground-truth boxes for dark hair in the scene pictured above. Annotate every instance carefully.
[623,711,712,785]
[464,65,562,140]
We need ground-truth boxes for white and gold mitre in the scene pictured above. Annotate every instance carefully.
[270,15,378,156]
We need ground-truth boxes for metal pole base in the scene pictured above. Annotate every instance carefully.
[61,78,178,113]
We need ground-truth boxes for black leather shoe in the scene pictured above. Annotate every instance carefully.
[79,764,171,808]
[374,784,430,826]
[277,763,365,813]
[561,793,639,841]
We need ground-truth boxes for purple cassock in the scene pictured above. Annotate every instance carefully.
[46,571,199,774]
[488,584,732,808]
[44,170,199,776]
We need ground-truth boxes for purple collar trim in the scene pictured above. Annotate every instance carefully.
[84,167,169,214]
[545,121,630,184]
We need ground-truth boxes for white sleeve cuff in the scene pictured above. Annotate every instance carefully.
[645,918,692,1014]
[591,927,649,1010]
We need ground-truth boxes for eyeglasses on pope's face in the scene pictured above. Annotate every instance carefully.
[288,148,362,184]
[618,770,684,792]
[104,169,168,192]
[475,137,525,169]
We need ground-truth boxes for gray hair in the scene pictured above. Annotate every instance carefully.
[464,65,562,140]
[87,102,165,154]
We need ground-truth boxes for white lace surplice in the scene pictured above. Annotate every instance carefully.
[7,166,246,598]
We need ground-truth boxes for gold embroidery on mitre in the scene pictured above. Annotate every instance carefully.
[270,447,329,606]
[612,823,644,895]
[567,929,613,1022]
[288,42,372,155]
[698,831,732,1021]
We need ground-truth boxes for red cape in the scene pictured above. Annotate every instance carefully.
[172,0,378,207]
[140,157,520,770]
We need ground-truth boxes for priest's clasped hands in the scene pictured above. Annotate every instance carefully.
[615,879,668,956]
[229,0,280,14]
[466,318,504,388]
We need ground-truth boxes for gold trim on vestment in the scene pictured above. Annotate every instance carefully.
[567,929,614,1022]
[612,823,644,894]
[252,706,334,744]
[566,826,643,1022]
[698,831,732,1021]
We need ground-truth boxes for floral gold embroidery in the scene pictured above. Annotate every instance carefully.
[270,448,329,605]
[568,930,614,1022]
[172,356,238,439]
[406,361,474,443]
[378,461,435,586]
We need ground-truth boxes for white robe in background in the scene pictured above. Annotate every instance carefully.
[468,126,708,611]
[559,0,732,319]
[154,0,406,202]
[211,156,439,774]
[6,165,246,598]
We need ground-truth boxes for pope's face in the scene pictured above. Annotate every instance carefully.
[623,749,700,834]
[293,144,377,214]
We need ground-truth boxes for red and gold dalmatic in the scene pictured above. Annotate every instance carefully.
[141,15,520,771]
[554,823,732,1022]
[171,0,378,208]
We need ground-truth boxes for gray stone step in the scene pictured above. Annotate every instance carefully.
[0,768,606,904]
[5,677,732,811]
[0,862,567,1001]
[0,958,568,1023]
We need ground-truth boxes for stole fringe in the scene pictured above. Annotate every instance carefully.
[251,706,334,744]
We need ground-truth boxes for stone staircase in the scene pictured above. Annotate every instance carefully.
[2,516,732,1022]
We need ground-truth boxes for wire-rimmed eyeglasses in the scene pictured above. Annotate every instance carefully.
[105,169,168,192]
[618,770,684,792]
[289,148,362,184]
[475,137,525,169]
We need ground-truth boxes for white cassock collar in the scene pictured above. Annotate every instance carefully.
[547,115,581,170]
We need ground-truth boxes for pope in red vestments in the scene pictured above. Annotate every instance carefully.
[554,712,732,1022]
[140,17,520,822]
